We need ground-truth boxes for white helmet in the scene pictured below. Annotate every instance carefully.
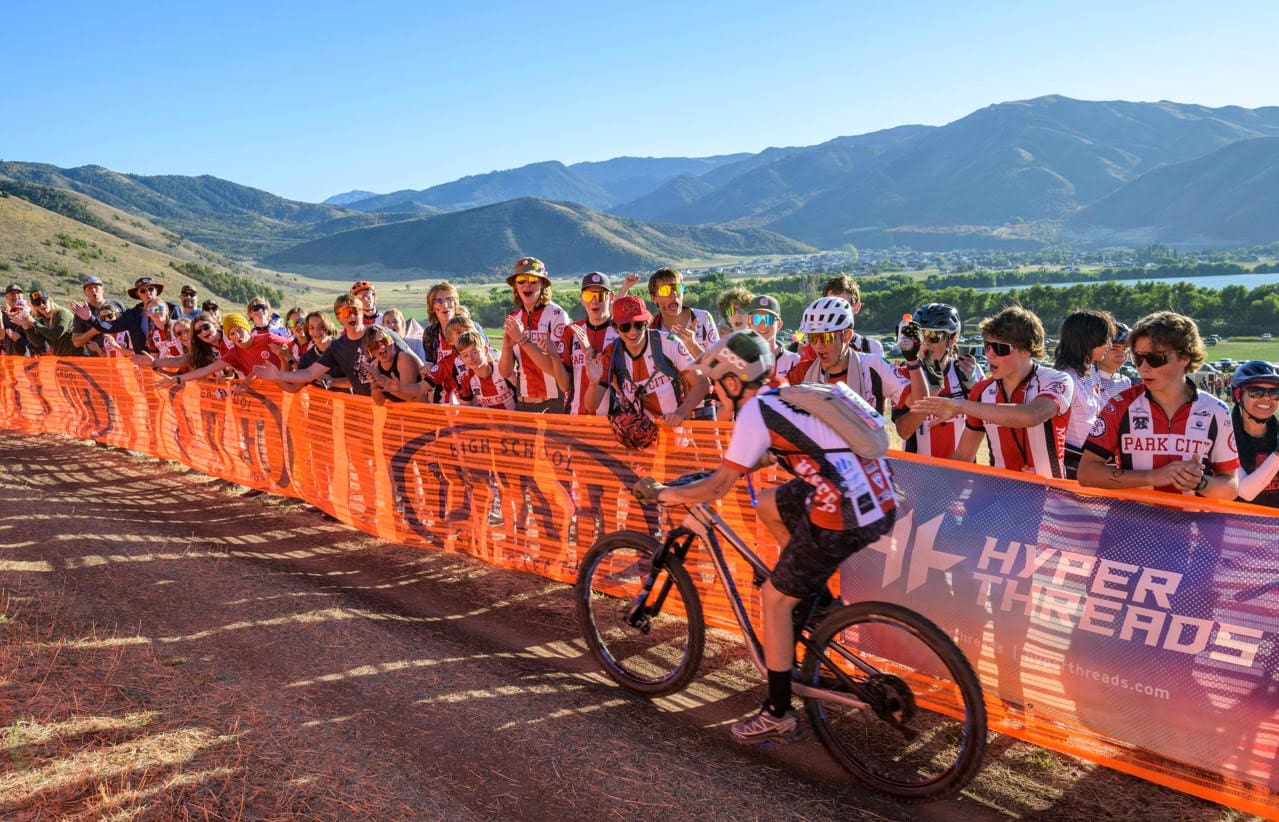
[799,296,854,334]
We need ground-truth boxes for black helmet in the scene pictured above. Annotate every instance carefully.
[1113,322,1131,344]
[697,330,774,383]
[1231,360,1279,401]
[912,303,961,334]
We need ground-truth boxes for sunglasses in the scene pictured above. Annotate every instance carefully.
[653,283,685,298]
[512,275,543,286]
[136,287,157,296]
[723,304,746,319]
[922,329,950,344]
[750,312,778,327]
[1131,350,1171,369]
[369,339,391,354]
[335,307,358,321]
[286,319,301,329]
[1244,386,1279,400]
[983,340,1015,357]
[807,331,843,346]
[99,311,119,321]
[202,303,219,311]
[433,295,457,306]
[616,321,647,333]
[581,290,609,303]
[249,303,269,312]
[194,323,215,335]
[147,306,166,316]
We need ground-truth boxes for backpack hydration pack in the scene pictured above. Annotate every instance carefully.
[776,380,889,459]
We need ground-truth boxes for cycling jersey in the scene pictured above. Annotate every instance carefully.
[1095,369,1133,406]
[222,332,291,378]
[1062,366,1104,451]
[147,325,184,361]
[600,333,696,418]
[770,345,801,383]
[785,351,909,412]
[507,302,571,401]
[723,391,896,530]
[1084,379,1240,493]
[561,318,619,415]
[458,364,518,410]
[651,306,719,351]
[964,363,1074,478]
[895,358,984,457]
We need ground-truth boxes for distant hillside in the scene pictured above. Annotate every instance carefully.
[0,184,306,308]
[569,154,752,204]
[765,97,1279,247]
[262,197,813,279]
[1067,137,1279,245]
[0,162,365,259]
[343,161,615,212]
[610,174,718,222]
[323,190,379,206]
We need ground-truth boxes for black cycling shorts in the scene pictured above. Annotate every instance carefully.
[769,478,895,599]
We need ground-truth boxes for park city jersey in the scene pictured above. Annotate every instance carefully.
[601,333,696,418]
[561,319,619,415]
[895,359,982,457]
[1083,379,1239,493]
[507,303,571,401]
[965,363,1074,478]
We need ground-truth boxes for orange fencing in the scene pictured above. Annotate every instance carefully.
[1,355,1276,817]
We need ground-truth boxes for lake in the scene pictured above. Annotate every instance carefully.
[982,272,1279,292]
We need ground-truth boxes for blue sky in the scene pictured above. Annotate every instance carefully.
[5,1,1276,203]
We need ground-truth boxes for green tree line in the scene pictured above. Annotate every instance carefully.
[169,262,285,308]
[456,270,1279,338]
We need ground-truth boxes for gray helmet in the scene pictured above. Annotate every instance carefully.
[799,296,854,334]
[912,303,961,334]
[697,330,774,384]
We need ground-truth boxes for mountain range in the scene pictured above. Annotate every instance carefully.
[4,95,1279,281]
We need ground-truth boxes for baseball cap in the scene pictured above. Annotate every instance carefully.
[128,276,164,299]
[580,272,613,292]
[748,295,781,317]
[612,296,652,325]
[507,257,550,286]
[28,285,49,304]
[82,275,104,287]
[202,300,219,312]
[5,283,22,295]
[180,285,197,296]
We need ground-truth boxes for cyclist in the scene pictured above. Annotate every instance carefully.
[635,330,897,743]
[893,302,982,456]
[1230,361,1279,507]
[785,297,910,414]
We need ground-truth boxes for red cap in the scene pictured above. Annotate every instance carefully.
[612,296,652,324]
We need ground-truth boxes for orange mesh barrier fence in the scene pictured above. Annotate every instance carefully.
[2,355,1276,816]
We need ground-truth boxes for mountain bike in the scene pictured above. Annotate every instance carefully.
[574,472,987,802]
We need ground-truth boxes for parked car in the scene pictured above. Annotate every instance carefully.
[1263,333,1273,340]
[1205,335,1219,346]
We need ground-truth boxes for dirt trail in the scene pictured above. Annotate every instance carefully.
[0,434,1236,820]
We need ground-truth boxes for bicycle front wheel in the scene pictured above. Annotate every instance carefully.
[575,531,704,696]
[800,601,987,802]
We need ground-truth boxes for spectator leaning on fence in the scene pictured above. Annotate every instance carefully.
[454,329,518,410]
[581,295,710,432]
[364,325,423,405]
[1077,311,1239,498]
[499,257,571,413]
[913,305,1074,479]
[71,276,124,353]
[10,286,79,357]
[1227,361,1279,507]
[2,283,32,356]
[648,267,719,359]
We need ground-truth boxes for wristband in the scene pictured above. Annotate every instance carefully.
[907,362,923,371]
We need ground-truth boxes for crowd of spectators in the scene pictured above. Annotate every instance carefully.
[3,256,1276,510]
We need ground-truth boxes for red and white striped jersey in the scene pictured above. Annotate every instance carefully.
[770,345,801,383]
[458,364,517,410]
[895,359,984,457]
[964,363,1074,478]
[724,391,896,530]
[652,307,719,351]
[507,302,571,401]
[561,319,619,415]
[601,335,696,418]
[1083,380,1239,493]
[148,325,184,361]
[786,352,909,411]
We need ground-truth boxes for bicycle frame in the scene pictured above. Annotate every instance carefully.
[648,502,877,711]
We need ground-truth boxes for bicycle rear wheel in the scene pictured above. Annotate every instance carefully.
[575,531,704,696]
[799,601,986,801]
